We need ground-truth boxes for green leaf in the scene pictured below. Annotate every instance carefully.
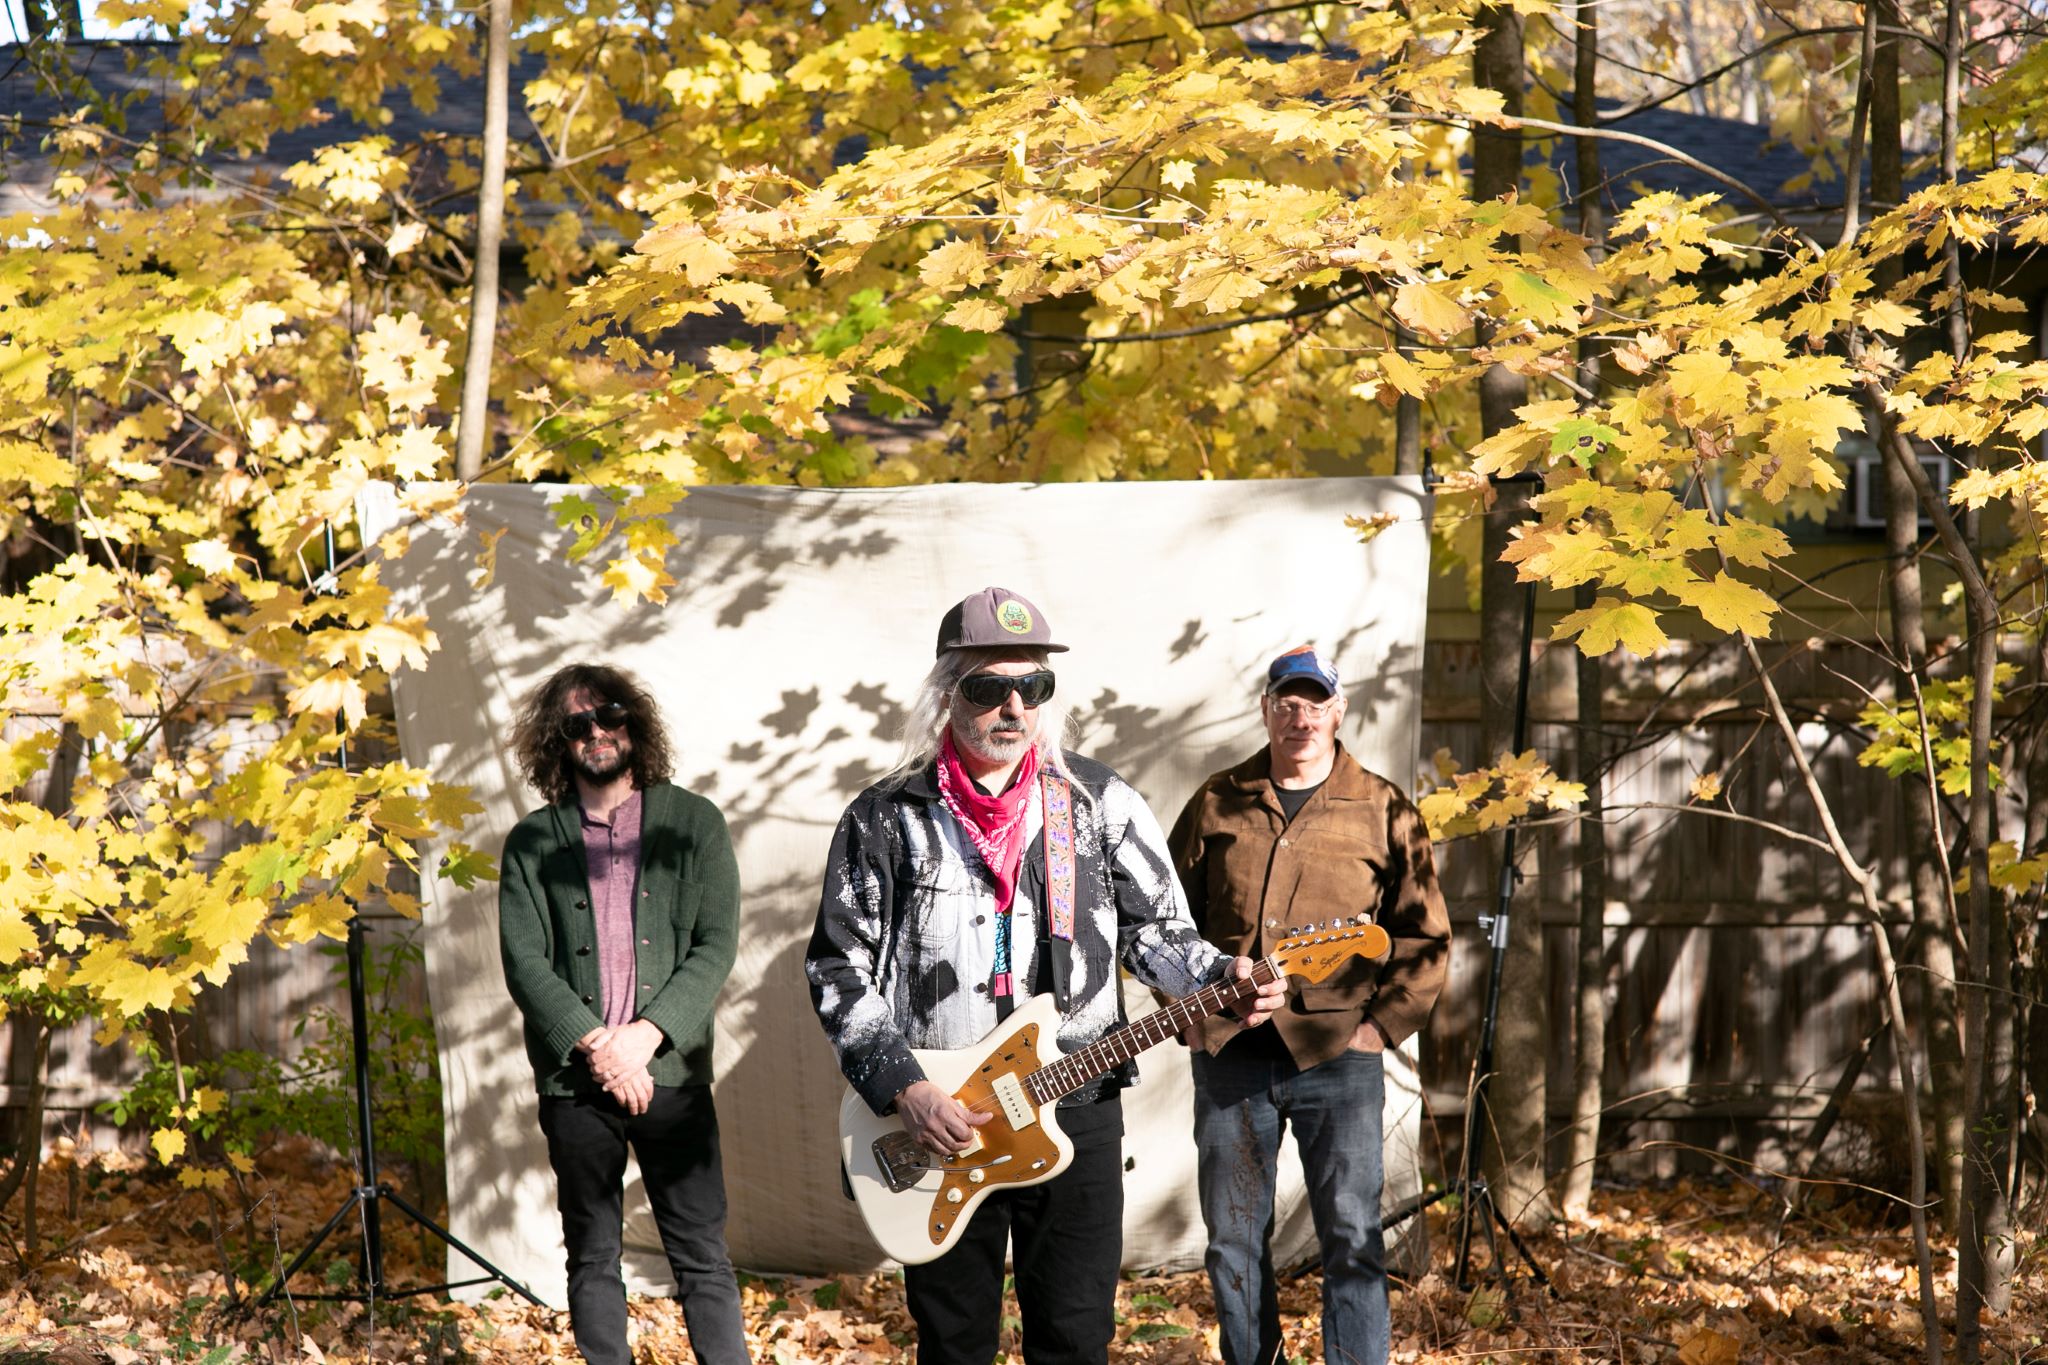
[243,843,310,898]
[1129,1323,1192,1343]
[1548,419,1621,467]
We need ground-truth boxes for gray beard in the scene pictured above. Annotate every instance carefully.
[959,724,1030,764]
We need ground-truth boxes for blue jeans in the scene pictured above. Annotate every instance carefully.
[1192,1039,1388,1365]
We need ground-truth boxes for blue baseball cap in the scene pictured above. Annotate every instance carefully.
[1265,645,1339,698]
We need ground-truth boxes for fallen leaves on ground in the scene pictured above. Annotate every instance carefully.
[1,1144,2039,1362]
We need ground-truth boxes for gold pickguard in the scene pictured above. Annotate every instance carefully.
[920,1021,1065,1247]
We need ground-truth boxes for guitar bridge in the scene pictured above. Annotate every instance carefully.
[872,1132,932,1193]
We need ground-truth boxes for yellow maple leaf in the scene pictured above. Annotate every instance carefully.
[188,893,268,953]
[472,525,509,590]
[383,426,446,480]
[1689,771,1724,803]
[0,437,75,490]
[635,221,738,286]
[183,539,240,578]
[1391,282,1467,340]
[1676,571,1777,637]
[73,951,180,1016]
[0,906,35,964]
[1159,159,1198,191]
[151,1127,187,1164]
[1551,595,1670,658]
[360,313,452,414]
[601,551,676,605]
[282,893,356,945]
[1345,512,1399,544]
[1665,350,1749,420]
[918,239,992,294]
[941,298,1008,333]
[287,669,370,727]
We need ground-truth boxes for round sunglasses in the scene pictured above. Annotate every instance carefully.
[957,670,1056,709]
[560,700,630,741]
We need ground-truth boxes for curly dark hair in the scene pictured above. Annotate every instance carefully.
[510,663,676,806]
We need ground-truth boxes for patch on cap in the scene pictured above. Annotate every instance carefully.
[996,599,1034,634]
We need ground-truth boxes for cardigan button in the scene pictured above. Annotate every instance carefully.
[581,993,594,1004]
[576,945,591,956]
[641,937,651,946]
[575,898,588,909]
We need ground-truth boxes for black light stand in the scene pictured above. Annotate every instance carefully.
[1383,471,1550,1295]
[256,525,542,1312]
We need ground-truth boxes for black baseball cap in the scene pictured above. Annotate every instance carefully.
[936,587,1069,656]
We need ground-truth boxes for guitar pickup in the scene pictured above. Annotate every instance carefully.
[990,1072,1036,1130]
[872,1133,933,1193]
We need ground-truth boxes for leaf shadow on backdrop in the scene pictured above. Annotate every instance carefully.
[381,478,1434,1281]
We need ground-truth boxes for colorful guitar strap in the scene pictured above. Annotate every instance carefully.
[990,767,1077,1018]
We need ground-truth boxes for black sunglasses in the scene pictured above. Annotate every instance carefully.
[561,701,630,741]
[957,670,1056,709]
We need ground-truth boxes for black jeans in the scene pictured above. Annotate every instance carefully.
[904,1095,1125,1365]
[536,1085,749,1365]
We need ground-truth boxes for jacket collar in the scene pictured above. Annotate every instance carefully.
[1224,742,1374,800]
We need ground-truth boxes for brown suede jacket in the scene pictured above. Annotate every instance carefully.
[1168,743,1451,1067]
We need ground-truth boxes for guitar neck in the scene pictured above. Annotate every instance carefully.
[1025,957,1277,1105]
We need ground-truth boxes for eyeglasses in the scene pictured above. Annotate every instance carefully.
[957,670,1056,710]
[561,701,630,741]
[1268,697,1337,722]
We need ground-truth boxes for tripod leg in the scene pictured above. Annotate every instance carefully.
[380,1188,547,1306]
[1488,1196,1552,1290]
[257,1190,366,1309]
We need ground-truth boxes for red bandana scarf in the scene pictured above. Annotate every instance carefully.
[935,731,1039,921]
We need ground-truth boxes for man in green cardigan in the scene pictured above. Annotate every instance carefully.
[499,663,749,1365]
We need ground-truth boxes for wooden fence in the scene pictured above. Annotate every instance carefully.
[3,636,1968,1187]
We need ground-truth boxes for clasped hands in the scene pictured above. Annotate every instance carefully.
[576,1019,663,1115]
[902,957,1287,1156]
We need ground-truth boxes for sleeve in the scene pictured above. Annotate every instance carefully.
[497,826,605,1065]
[1104,778,1228,996]
[1362,792,1452,1048]
[638,799,741,1049]
[805,802,926,1115]
[1166,785,1211,940]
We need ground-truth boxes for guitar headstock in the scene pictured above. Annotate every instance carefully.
[1269,917,1391,983]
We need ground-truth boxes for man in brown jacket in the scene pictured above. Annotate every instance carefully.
[1169,645,1450,1365]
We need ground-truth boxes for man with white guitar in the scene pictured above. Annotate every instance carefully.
[807,587,1288,1365]
[1169,645,1452,1365]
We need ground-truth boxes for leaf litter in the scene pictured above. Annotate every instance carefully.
[2,1144,2039,1363]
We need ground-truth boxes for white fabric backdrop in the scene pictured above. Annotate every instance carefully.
[362,476,1433,1303]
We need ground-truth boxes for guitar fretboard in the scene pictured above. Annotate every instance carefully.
[1024,958,1278,1104]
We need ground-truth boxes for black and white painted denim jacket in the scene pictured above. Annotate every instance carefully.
[806,751,1227,1115]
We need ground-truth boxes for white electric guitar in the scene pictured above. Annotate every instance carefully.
[838,917,1391,1264]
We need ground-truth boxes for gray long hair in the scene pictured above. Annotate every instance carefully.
[885,646,1089,801]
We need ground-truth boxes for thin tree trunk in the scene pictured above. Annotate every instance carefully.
[1394,320,1421,477]
[1933,0,2011,1348]
[1561,0,1608,1221]
[454,0,513,482]
[1471,2,1554,1230]
[1869,0,1965,1226]
[0,1021,52,1265]
[0,1018,49,1218]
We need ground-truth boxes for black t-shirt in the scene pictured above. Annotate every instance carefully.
[1274,778,1325,825]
